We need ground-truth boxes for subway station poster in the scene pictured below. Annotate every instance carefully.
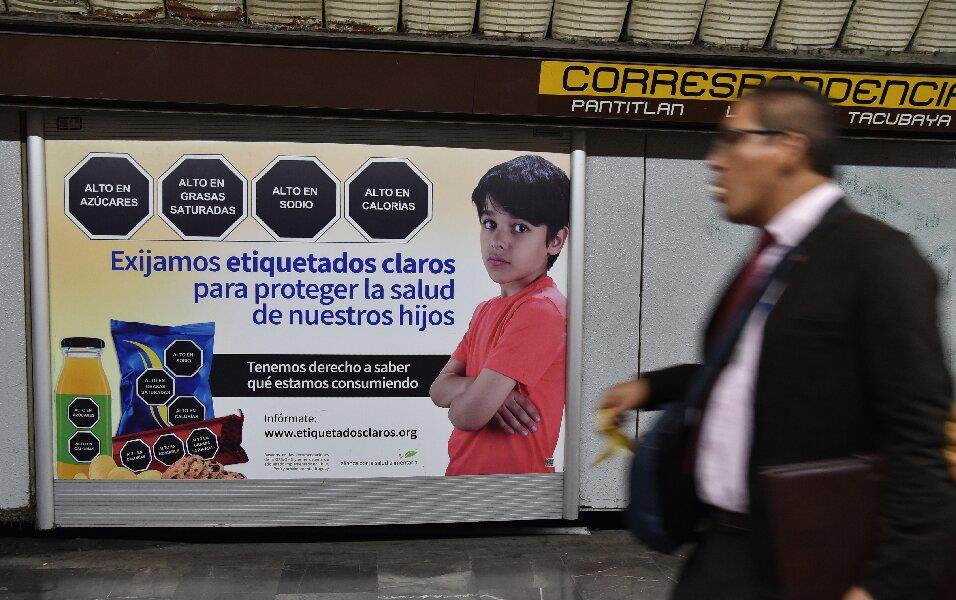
[46,136,570,482]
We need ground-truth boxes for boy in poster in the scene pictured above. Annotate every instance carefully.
[430,155,570,475]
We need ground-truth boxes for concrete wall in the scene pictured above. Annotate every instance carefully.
[637,133,955,425]
[635,133,956,384]
[0,110,30,519]
[838,139,956,376]
[639,132,752,435]
[579,132,645,509]
[578,130,955,508]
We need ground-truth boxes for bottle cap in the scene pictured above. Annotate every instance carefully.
[61,337,106,349]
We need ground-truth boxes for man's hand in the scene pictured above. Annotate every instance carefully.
[598,378,651,422]
[843,586,875,600]
[493,389,540,436]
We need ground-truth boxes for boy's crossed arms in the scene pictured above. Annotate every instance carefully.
[430,358,541,436]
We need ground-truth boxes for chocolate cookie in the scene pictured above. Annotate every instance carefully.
[162,455,210,479]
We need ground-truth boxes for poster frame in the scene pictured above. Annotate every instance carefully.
[27,109,587,528]
[563,130,586,519]
[28,110,55,530]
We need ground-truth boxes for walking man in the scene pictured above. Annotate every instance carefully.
[600,81,954,600]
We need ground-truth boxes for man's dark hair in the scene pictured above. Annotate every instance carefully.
[746,80,840,178]
[471,154,571,269]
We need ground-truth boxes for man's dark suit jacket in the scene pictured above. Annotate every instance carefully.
[643,200,955,600]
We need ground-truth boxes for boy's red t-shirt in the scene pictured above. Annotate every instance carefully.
[446,275,567,476]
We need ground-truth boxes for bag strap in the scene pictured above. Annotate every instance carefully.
[683,200,851,418]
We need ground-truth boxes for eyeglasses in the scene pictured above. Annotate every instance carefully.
[712,128,785,149]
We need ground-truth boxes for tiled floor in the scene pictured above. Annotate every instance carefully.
[0,524,686,600]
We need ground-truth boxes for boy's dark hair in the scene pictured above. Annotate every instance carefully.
[746,80,840,178]
[471,155,571,269]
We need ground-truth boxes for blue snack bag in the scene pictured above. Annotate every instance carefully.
[111,319,215,436]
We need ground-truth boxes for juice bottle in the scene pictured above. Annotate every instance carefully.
[55,338,112,479]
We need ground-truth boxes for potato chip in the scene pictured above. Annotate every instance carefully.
[107,466,136,480]
[136,470,162,480]
[89,454,117,480]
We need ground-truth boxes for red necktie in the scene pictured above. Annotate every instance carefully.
[684,230,776,474]
[712,231,776,336]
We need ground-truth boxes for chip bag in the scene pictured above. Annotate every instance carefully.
[111,319,215,436]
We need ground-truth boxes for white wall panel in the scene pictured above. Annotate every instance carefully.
[838,139,956,376]
[578,131,645,509]
[638,131,955,441]
[0,111,30,516]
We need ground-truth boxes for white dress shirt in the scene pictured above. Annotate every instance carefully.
[695,182,845,513]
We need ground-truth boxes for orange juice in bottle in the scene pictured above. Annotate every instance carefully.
[55,338,112,479]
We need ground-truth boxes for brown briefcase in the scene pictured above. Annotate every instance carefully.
[761,455,956,600]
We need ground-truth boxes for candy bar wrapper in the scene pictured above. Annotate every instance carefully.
[112,412,248,473]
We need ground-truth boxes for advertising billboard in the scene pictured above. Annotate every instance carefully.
[46,134,571,483]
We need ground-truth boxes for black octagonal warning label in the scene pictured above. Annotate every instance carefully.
[168,396,205,426]
[67,397,99,429]
[345,158,432,242]
[164,339,203,378]
[68,431,100,463]
[119,439,152,472]
[64,153,153,239]
[186,427,219,460]
[253,156,340,241]
[152,434,186,467]
[136,369,174,406]
[158,155,247,240]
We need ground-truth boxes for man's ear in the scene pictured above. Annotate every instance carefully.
[547,226,569,256]
[780,132,812,172]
